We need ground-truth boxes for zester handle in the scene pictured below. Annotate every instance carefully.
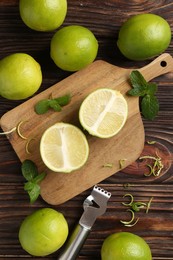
[58,224,90,260]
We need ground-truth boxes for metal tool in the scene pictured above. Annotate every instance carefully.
[58,185,111,260]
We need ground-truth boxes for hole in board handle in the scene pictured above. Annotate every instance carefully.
[160,60,167,67]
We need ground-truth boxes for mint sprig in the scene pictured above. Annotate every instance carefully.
[128,70,159,120]
[34,94,71,115]
[21,160,46,203]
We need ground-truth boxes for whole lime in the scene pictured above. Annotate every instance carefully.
[0,53,42,100]
[117,13,171,60]
[19,0,67,31]
[101,232,152,260]
[19,208,69,256]
[50,25,98,71]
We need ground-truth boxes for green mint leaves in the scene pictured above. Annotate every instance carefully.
[34,94,71,115]
[21,160,46,203]
[128,70,159,120]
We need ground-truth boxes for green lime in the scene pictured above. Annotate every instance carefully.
[117,13,171,60]
[19,208,69,256]
[0,53,42,100]
[19,0,67,31]
[50,25,98,71]
[101,232,152,260]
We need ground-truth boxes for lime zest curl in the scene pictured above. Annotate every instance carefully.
[103,163,114,168]
[120,209,137,225]
[139,153,163,177]
[120,209,140,227]
[122,193,134,206]
[0,120,36,155]
[17,120,28,140]
[0,119,28,139]
[147,140,156,145]
[146,197,153,214]
[120,193,153,227]
[25,138,36,154]
[0,127,16,135]
[119,159,127,169]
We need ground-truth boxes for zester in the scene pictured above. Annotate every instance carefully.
[58,185,111,260]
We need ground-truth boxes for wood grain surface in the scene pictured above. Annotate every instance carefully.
[0,1,173,259]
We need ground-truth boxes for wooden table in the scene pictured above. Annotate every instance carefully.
[0,1,173,259]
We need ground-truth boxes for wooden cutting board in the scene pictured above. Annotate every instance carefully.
[1,53,173,205]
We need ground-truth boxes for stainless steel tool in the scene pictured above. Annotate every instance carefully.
[58,185,111,260]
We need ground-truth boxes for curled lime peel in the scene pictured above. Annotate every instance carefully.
[147,140,156,145]
[131,201,147,212]
[120,209,139,226]
[122,193,134,206]
[144,164,153,176]
[119,159,127,169]
[124,217,139,227]
[146,197,153,214]
[140,154,163,177]
[140,155,157,161]
[17,120,28,140]
[121,193,153,226]
[103,163,113,168]
[25,138,36,154]
[123,183,132,189]
[0,127,16,135]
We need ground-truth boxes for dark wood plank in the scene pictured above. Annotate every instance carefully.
[0,1,173,259]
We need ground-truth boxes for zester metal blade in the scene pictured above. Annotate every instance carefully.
[79,185,111,229]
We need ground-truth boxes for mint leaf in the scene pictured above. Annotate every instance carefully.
[21,160,38,181]
[27,184,40,204]
[33,172,46,184]
[54,94,71,106]
[49,99,61,111]
[141,94,159,120]
[146,82,158,96]
[21,160,46,203]
[34,99,50,114]
[130,70,147,91]
[128,87,146,96]
[24,181,35,191]
[34,94,71,115]
[128,70,159,120]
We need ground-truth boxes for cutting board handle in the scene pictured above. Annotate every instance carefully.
[139,53,173,81]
